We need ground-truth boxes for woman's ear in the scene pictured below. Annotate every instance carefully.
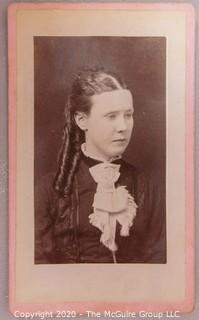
[74,112,88,131]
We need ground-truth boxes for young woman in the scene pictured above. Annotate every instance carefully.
[35,68,166,264]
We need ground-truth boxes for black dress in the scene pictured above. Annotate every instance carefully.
[35,153,166,264]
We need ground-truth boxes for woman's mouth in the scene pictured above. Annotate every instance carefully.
[113,138,126,142]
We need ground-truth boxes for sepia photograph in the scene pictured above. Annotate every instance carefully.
[8,2,195,315]
[34,36,166,264]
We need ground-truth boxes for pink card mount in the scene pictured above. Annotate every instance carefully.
[8,2,195,317]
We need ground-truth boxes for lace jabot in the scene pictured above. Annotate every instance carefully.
[81,143,137,252]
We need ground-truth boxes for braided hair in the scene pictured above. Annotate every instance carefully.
[53,67,127,198]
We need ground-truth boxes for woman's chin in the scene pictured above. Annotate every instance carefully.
[112,144,127,154]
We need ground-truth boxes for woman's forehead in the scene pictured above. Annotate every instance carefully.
[90,89,133,112]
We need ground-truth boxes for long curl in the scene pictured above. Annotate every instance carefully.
[53,101,82,197]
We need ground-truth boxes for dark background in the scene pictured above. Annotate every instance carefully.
[34,36,166,182]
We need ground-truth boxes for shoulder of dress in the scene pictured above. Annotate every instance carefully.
[135,169,165,199]
[120,159,137,175]
[120,160,149,185]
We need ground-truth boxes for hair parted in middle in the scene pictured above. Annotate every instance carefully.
[53,67,128,198]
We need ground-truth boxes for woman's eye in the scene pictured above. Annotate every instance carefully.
[125,113,133,119]
[106,114,117,120]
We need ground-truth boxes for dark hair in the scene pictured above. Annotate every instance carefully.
[53,67,127,197]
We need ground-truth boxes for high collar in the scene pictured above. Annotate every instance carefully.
[81,143,122,168]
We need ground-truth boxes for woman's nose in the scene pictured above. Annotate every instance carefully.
[116,116,127,131]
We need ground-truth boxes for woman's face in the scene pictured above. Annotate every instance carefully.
[82,89,134,161]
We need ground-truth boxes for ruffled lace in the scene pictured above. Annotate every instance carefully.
[88,163,137,252]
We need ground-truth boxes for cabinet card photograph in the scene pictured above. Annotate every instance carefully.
[8,2,195,316]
